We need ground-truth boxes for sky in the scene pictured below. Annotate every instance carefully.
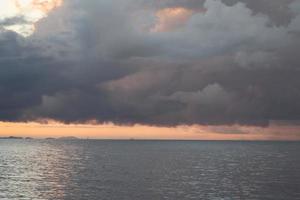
[0,0,300,140]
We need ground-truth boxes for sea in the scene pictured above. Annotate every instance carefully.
[0,140,299,200]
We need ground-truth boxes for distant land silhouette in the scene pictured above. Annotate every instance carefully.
[45,136,80,140]
[0,136,80,140]
[58,136,80,140]
[0,136,24,139]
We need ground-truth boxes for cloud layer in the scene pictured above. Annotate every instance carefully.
[0,0,300,127]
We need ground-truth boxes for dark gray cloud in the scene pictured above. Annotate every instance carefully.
[222,0,295,26]
[0,16,28,26]
[0,0,300,127]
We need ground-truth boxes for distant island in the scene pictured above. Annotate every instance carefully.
[45,137,56,140]
[0,136,28,140]
[0,136,80,140]
[45,136,80,140]
[57,136,80,140]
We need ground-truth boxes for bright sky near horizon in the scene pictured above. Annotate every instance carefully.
[1,121,300,141]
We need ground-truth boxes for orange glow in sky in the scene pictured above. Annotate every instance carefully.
[14,0,63,13]
[0,121,300,141]
[152,7,194,32]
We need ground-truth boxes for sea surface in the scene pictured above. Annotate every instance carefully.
[0,140,299,200]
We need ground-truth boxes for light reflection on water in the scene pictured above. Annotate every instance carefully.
[0,140,87,199]
[0,140,300,200]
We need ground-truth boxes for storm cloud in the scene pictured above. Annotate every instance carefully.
[0,0,300,126]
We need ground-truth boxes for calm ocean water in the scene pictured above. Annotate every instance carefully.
[0,140,299,200]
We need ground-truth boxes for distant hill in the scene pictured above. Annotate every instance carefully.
[57,136,80,140]
[45,137,56,140]
[0,136,23,139]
